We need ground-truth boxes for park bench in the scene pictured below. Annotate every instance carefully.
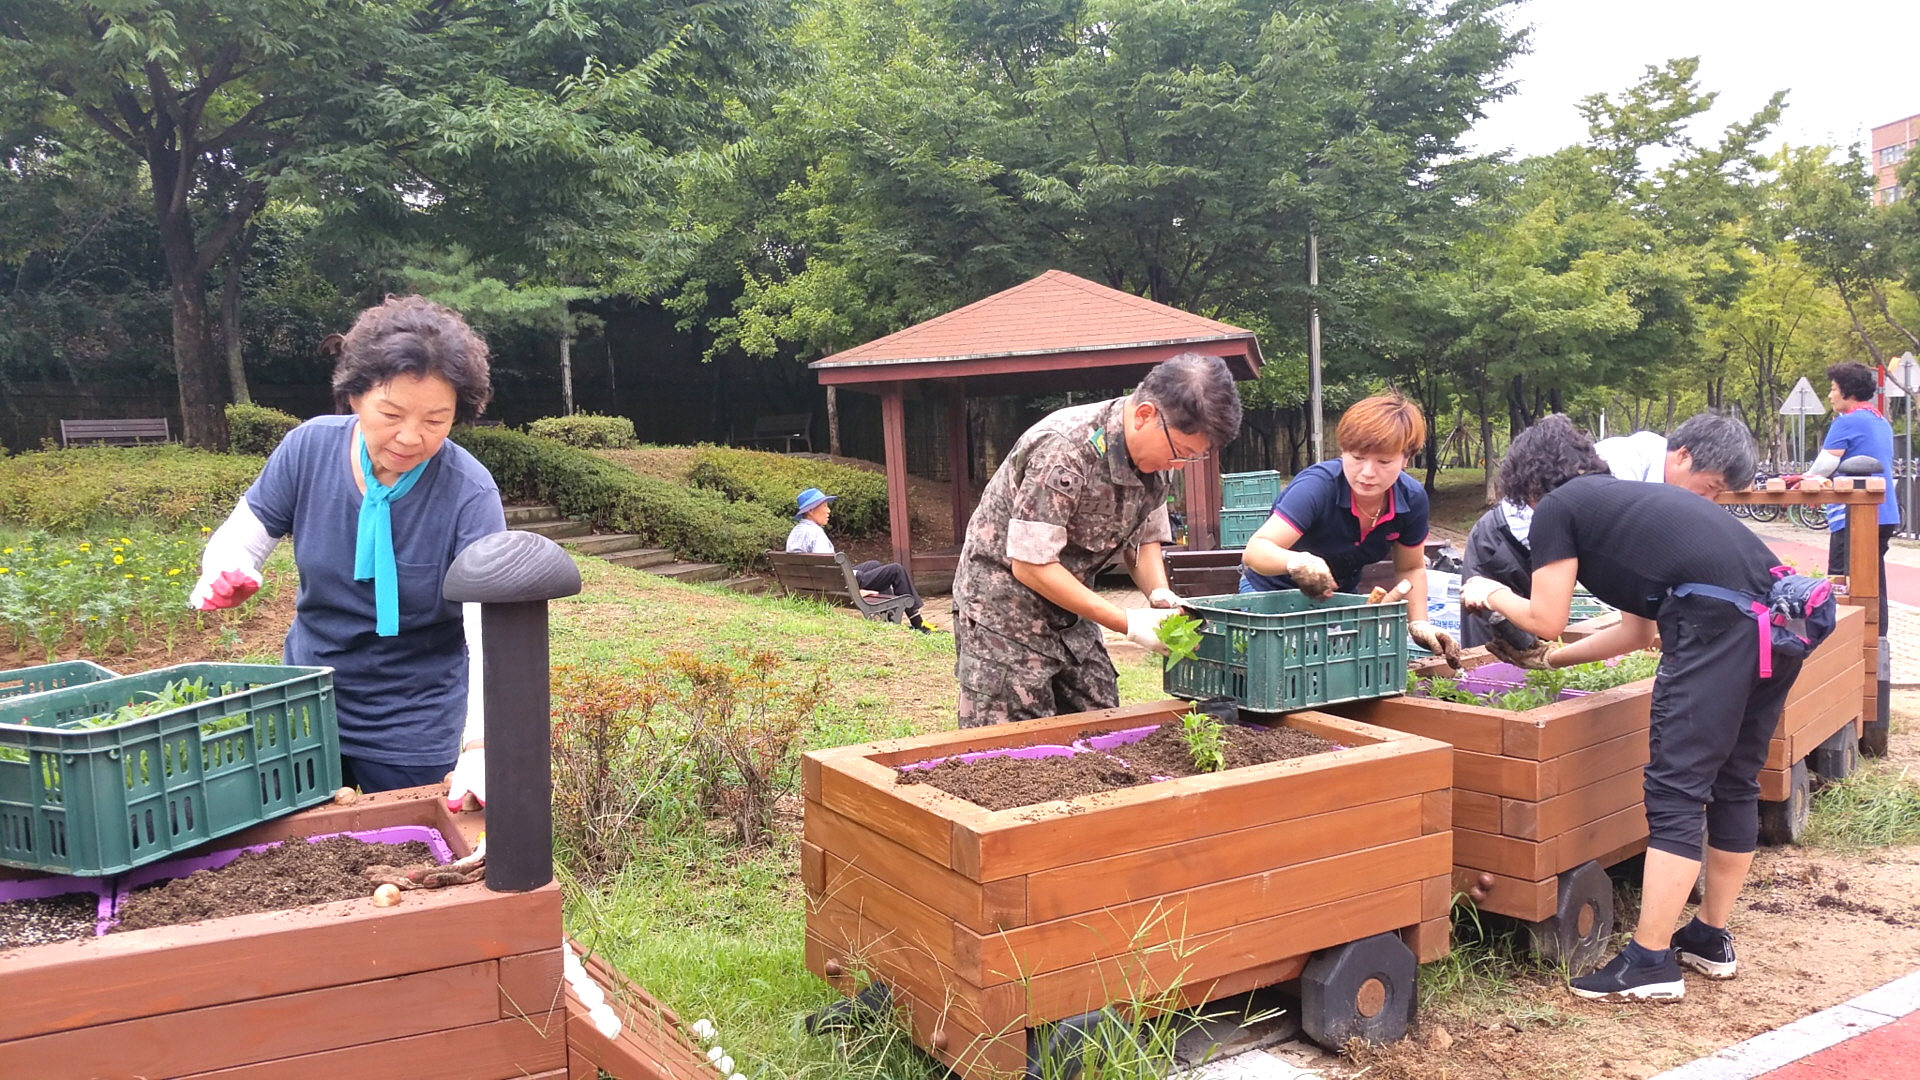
[745,412,814,453]
[59,417,171,447]
[765,550,914,623]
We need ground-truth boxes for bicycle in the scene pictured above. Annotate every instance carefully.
[1744,472,1780,522]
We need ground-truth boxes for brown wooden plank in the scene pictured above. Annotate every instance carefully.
[804,915,1024,1045]
[500,948,566,1021]
[1503,684,1654,761]
[1766,662,1864,770]
[1423,875,1453,922]
[1024,795,1425,922]
[1333,696,1506,753]
[1019,884,1423,1024]
[972,835,1450,983]
[801,839,826,893]
[563,948,711,1080]
[0,881,560,1042]
[961,737,1450,881]
[1452,748,1548,800]
[805,801,1025,932]
[1782,607,1865,708]
[1760,767,1790,803]
[819,851,970,971]
[180,1015,567,1080]
[1549,729,1650,799]
[1503,768,1646,842]
[1550,803,1649,873]
[812,760,960,868]
[1454,866,1557,923]
[1402,917,1452,964]
[0,961,503,1078]
[878,967,1027,1080]
[1452,826,1549,881]
[1422,790,1452,835]
[1165,954,1311,1015]
[1452,789,1503,834]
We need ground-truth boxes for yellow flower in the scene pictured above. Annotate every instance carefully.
[124,573,134,579]
[113,554,125,565]
[120,537,131,544]
[0,567,9,575]
[168,568,181,576]
[200,526,212,534]
[2,547,10,555]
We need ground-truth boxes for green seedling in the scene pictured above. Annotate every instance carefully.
[1178,709,1226,773]
[1156,614,1203,666]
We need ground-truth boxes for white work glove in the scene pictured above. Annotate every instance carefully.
[1408,620,1462,668]
[1284,551,1336,598]
[190,497,280,610]
[1147,587,1182,609]
[445,744,485,811]
[1458,576,1510,611]
[1125,607,1179,654]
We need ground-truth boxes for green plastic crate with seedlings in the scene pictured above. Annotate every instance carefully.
[0,662,341,876]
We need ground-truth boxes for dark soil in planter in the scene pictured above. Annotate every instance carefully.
[0,892,99,948]
[895,722,1336,810]
[112,836,435,933]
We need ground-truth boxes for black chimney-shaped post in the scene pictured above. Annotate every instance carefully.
[444,530,582,892]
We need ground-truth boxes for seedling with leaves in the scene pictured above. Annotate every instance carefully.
[1156,613,1204,666]
[1178,709,1226,773]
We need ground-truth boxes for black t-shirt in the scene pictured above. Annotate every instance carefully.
[1529,474,1777,619]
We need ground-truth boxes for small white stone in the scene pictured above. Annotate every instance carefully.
[691,1018,717,1040]
[717,1055,734,1074]
[707,1045,725,1063]
[574,981,605,1010]
[588,1003,621,1038]
[731,1074,747,1080]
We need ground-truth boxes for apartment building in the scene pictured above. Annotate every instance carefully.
[1872,113,1920,205]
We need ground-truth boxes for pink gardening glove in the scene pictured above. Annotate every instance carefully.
[190,568,262,611]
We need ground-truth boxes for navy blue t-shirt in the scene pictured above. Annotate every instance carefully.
[246,415,506,765]
[1240,460,1429,593]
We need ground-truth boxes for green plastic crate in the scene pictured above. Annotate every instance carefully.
[0,662,340,876]
[1219,507,1272,549]
[0,661,119,701]
[1165,591,1408,712]
[1221,470,1283,509]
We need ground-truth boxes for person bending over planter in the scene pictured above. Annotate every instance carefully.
[950,352,1243,727]
[786,487,934,633]
[1457,411,1756,649]
[1461,414,1805,1003]
[1239,393,1461,666]
[190,295,507,800]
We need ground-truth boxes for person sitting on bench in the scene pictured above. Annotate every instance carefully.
[786,487,934,633]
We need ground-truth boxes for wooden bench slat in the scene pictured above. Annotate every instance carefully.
[60,417,171,447]
[766,551,913,623]
[745,412,813,453]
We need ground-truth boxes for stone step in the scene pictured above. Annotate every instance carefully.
[720,574,770,595]
[513,518,592,540]
[562,533,647,556]
[602,547,676,570]
[503,504,561,525]
[653,560,731,584]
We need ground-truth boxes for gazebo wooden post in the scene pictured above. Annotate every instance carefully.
[1182,456,1222,549]
[948,381,972,538]
[881,383,913,568]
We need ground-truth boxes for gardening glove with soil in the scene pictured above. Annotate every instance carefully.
[1284,551,1337,598]
[190,497,281,610]
[1125,606,1179,654]
[444,743,485,811]
[1486,636,1559,671]
[1147,587,1183,609]
[365,837,487,890]
[1458,575,1510,612]
[1408,621,1462,669]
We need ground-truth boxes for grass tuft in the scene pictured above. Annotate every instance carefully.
[1805,762,1920,851]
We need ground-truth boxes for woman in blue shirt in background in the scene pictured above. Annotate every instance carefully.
[191,296,507,800]
[1238,393,1460,664]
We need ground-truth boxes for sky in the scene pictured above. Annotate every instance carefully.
[1463,0,1920,161]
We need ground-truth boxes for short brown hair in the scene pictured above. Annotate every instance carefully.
[330,295,493,424]
[1336,393,1426,456]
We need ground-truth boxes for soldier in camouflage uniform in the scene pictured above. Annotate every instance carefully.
[952,353,1244,727]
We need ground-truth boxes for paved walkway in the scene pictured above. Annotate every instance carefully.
[1646,972,1920,1080]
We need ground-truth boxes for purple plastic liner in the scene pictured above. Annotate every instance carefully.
[112,825,456,922]
[1072,725,1162,753]
[0,873,115,938]
[898,744,1078,772]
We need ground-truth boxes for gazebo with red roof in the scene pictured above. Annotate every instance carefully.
[811,269,1263,576]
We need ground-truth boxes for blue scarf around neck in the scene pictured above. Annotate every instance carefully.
[354,432,429,636]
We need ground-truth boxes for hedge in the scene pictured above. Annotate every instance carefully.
[0,446,264,530]
[685,446,890,539]
[456,426,787,569]
[526,412,639,449]
[226,403,303,456]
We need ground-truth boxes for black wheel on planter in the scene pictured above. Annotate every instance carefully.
[803,982,893,1036]
[1809,724,1861,787]
[1300,931,1418,1051]
[1758,759,1811,845]
[1026,1008,1141,1080]
[1861,718,1890,759]
[1525,859,1614,974]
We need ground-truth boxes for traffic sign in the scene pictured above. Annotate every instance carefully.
[1780,377,1827,415]
[1888,352,1920,399]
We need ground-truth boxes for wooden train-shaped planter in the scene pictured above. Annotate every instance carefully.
[1327,602,1865,971]
[0,789,709,1080]
[800,700,1452,1078]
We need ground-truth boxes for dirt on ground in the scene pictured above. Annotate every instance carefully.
[111,836,436,933]
[0,567,296,672]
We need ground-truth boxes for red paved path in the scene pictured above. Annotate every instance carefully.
[1752,1009,1920,1079]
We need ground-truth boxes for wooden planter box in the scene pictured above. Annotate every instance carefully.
[1758,602,1865,803]
[801,700,1452,1078]
[0,789,706,1080]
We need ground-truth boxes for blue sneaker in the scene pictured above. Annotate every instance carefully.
[1569,941,1685,1002]
[1673,918,1737,979]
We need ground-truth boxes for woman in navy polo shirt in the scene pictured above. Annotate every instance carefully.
[190,296,507,799]
[1239,393,1459,663]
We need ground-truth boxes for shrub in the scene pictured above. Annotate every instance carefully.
[686,445,890,538]
[225,403,302,455]
[550,664,701,877]
[456,426,786,568]
[667,646,828,846]
[527,412,639,449]
[0,446,263,530]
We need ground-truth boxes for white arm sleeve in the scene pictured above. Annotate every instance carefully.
[462,603,485,748]
[1805,450,1841,478]
[200,497,281,575]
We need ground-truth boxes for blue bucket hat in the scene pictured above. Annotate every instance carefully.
[795,487,838,518]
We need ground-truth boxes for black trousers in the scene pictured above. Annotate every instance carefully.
[853,560,921,617]
[1828,523,1895,630]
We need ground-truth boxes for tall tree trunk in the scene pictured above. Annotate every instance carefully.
[156,209,229,449]
[219,227,255,406]
[559,329,574,416]
[826,385,841,456]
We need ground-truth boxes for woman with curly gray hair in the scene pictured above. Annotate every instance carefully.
[1462,414,1804,1004]
[190,296,507,802]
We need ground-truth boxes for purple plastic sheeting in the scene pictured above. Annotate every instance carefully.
[897,745,1078,772]
[1073,725,1162,753]
[0,873,115,938]
[112,826,456,921]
